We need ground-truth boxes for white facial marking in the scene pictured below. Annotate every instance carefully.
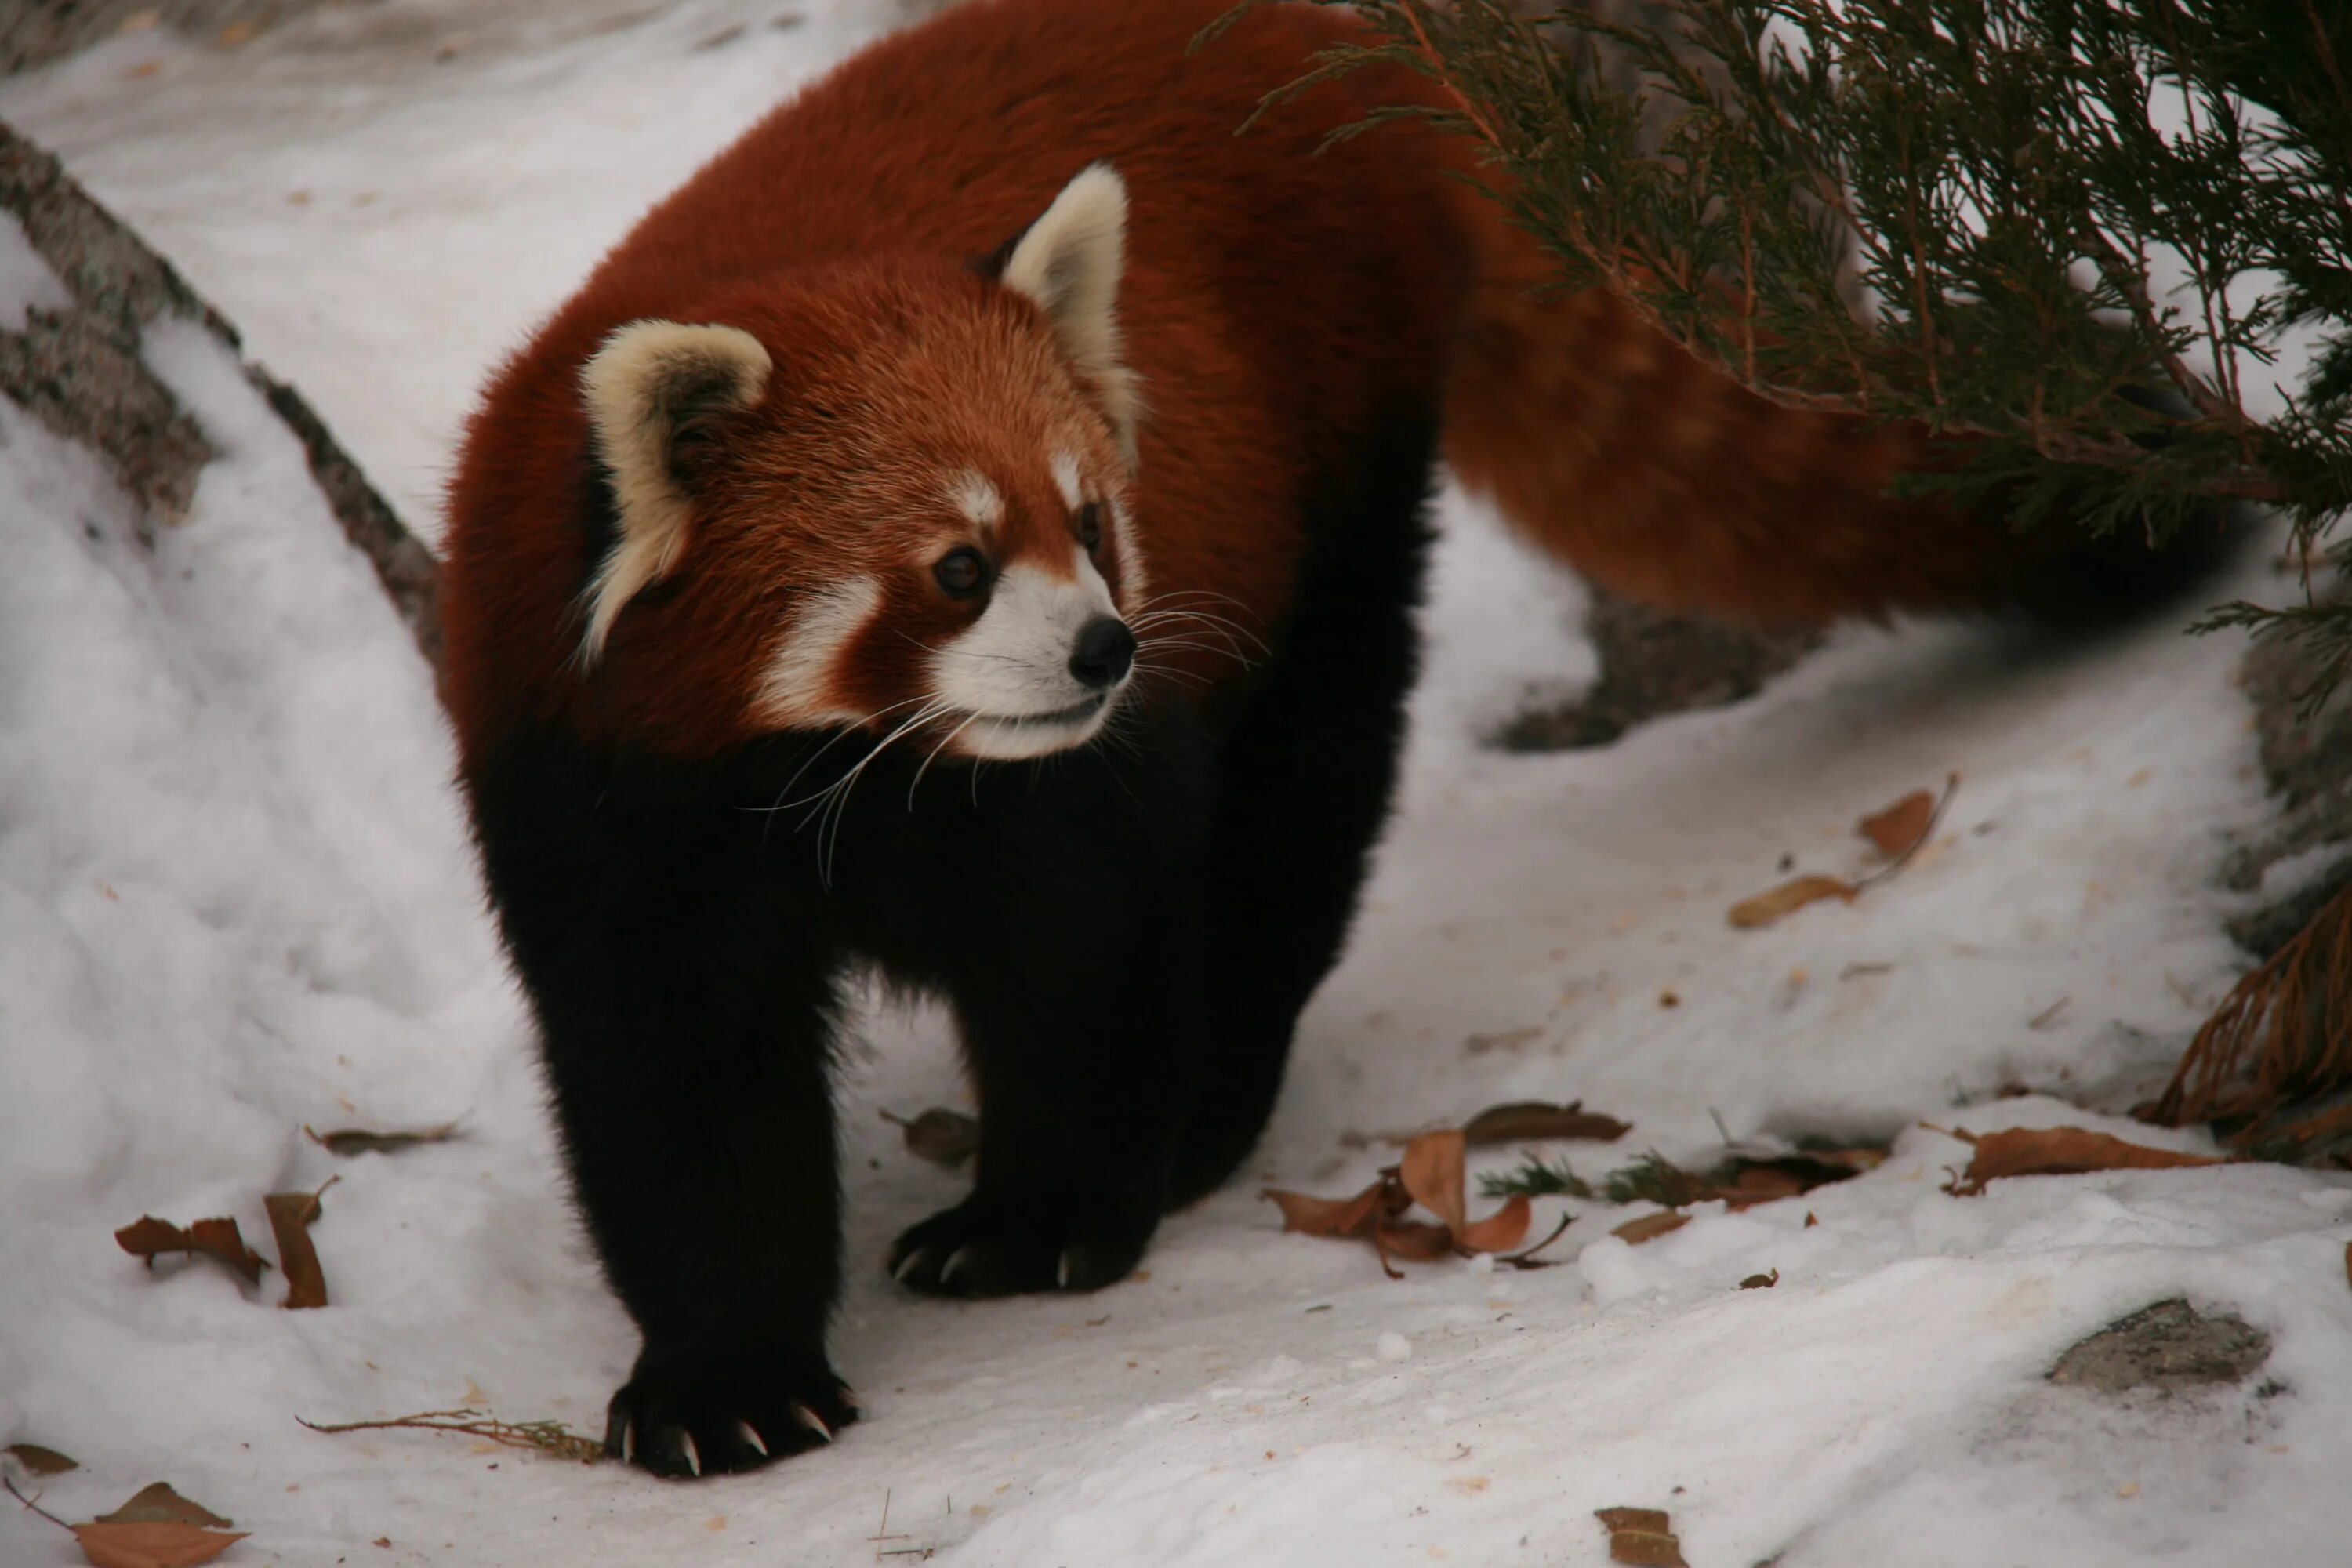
[931,550,1126,760]
[1050,449,1083,513]
[755,575,880,726]
[948,470,1003,532]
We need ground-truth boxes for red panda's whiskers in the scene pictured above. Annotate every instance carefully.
[907,712,985,807]
[754,691,943,832]
[792,697,956,885]
[1128,610,1261,666]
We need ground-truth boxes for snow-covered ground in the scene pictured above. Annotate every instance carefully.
[5,4,2350,1564]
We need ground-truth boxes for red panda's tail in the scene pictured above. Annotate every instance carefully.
[1441,242,2238,630]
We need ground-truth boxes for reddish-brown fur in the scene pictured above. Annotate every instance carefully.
[441,0,1475,764]
[441,0,2193,768]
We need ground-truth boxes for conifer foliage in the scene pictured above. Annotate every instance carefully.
[1225,0,2352,691]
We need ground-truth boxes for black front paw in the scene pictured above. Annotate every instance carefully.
[604,1337,859,1479]
[887,1195,1156,1298]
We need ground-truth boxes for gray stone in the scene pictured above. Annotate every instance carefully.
[1494,588,1823,752]
[2046,1299,2272,1396]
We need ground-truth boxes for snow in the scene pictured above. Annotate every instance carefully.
[5,4,2350,1565]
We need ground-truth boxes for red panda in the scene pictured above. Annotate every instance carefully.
[437,0,2218,1479]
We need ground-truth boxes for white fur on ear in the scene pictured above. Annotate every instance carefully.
[1000,163,1142,466]
[576,319,772,661]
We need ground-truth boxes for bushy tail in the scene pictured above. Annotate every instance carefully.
[1441,255,2237,629]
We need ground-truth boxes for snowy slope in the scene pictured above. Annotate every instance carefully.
[5,5,2351,1566]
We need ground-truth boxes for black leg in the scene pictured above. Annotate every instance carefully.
[1167,408,1439,1205]
[886,745,1208,1298]
[466,732,858,1479]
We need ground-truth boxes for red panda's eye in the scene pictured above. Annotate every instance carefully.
[934,546,990,598]
[1078,502,1103,552]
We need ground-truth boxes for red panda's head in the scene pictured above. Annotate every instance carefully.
[572,165,1148,762]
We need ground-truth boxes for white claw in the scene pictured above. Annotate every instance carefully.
[738,1420,768,1457]
[621,1420,637,1465]
[792,1403,834,1443]
[840,1387,862,1414]
[938,1245,972,1285]
[1057,1250,1073,1290]
[893,1248,927,1285]
[680,1431,702,1478]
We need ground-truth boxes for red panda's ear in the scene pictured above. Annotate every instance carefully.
[576,320,771,662]
[997,163,1141,468]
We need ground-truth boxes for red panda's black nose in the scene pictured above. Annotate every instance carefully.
[1069,617,1135,690]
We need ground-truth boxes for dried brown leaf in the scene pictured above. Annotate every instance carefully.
[1461,1101,1632,1145]
[1612,1211,1690,1244]
[71,1523,249,1568]
[1374,1220,1455,1261]
[263,1189,330,1310]
[1858,789,1936,858]
[1727,874,1857,930]
[1398,1131,1468,1236]
[1740,1269,1781,1289]
[95,1484,232,1530]
[1264,1180,1393,1239]
[1455,1194,1533,1254]
[303,1121,459,1156]
[882,1109,980,1168]
[1947,1126,2223,1195]
[1595,1507,1688,1567]
[113,1218,266,1284]
[5,1443,78,1475]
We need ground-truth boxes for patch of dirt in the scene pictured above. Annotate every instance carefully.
[2046,1299,2272,1396]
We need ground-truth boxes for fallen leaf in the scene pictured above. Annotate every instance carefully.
[1595,1506,1688,1567]
[1461,1101,1632,1145]
[1944,1126,2223,1196]
[1454,1195,1532,1254]
[304,1121,459,1156]
[264,1185,334,1310]
[114,1217,267,1284]
[1264,1180,1398,1239]
[1398,1131,1468,1236]
[1740,1269,1780,1289]
[882,1108,980,1168]
[96,1483,233,1528]
[1373,1220,1454,1274]
[71,1523,248,1567]
[1727,873,1857,929]
[1710,1145,1888,1209]
[1612,1211,1690,1244]
[6,1443,78,1475]
[1858,788,1936,858]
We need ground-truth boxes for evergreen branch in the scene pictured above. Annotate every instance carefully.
[1241,0,2352,682]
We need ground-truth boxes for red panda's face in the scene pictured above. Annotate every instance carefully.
[575,165,1149,763]
[717,299,1146,764]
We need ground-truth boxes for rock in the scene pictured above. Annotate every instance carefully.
[1494,589,1822,752]
[0,120,438,668]
[2046,1299,2271,1396]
